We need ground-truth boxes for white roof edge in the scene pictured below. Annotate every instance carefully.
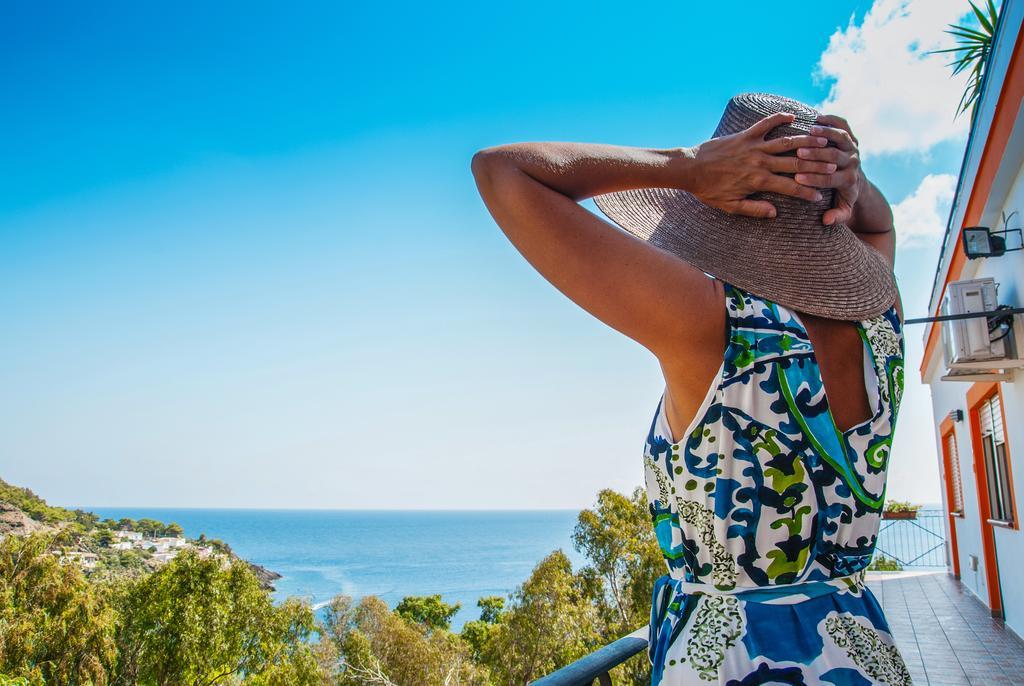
[982,97,1024,227]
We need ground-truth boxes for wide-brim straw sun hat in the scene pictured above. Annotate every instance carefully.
[592,92,897,320]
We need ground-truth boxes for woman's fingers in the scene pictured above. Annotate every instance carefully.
[760,173,822,202]
[796,146,844,164]
[726,198,779,219]
[793,172,836,188]
[809,122,856,152]
[763,154,837,176]
[711,111,861,217]
[823,203,854,226]
[815,114,859,147]
[745,111,796,139]
[760,134,827,154]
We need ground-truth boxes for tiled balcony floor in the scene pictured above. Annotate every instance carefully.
[869,571,1024,685]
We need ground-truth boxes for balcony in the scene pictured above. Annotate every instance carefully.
[530,572,1024,685]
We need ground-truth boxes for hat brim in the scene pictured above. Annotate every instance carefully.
[592,187,898,320]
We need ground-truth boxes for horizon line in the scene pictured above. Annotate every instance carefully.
[73,505,588,512]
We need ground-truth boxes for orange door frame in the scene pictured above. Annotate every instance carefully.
[939,416,962,579]
[966,381,1018,617]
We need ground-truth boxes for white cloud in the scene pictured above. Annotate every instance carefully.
[892,173,957,247]
[813,0,974,158]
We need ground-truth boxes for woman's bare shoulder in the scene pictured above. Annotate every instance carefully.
[655,274,727,389]
[656,275,727,439]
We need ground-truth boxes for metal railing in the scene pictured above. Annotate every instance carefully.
[875,508,947,568]
[529,627,647,686]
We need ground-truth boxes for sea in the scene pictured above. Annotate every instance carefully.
[86,506,947,632]
[87,508,584,631]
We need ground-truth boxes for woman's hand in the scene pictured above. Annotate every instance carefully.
[793,114,864,225]
[685,111,835,219]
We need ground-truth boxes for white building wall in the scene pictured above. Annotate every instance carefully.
[966,159,1024,308]
[925,160,1024,634]
[994,363,1024,633]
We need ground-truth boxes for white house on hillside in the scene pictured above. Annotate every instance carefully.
[153,536,187,548]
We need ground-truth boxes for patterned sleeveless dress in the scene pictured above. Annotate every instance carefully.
[644,282,911,685]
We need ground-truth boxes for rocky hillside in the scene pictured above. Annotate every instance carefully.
[0,500,53,538]
[0,478,79,526]
[0,477,280,589]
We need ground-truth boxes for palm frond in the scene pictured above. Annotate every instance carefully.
[925,0,1001,119]
[945,25,989,40]
[971,0,994,33]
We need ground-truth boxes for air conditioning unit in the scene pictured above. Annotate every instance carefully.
[940,277,1024,382]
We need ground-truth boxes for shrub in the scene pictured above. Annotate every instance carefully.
[883,500,921,514]
[868,555,903,572]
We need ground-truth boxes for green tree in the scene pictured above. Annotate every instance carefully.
[573,488,662,630]
[73,509,100,530]
[162,522,184,538]
[479,551,601,685]
[135,518,163,538]
[0,533,117,685]
[394,594,460,631]
[0,478,670,685]
[115,549,148,572]
[325,595,488,686]
[476,596,504,624]
[572,487,661,684]
[459,596,505,663]
[112,549,324,685]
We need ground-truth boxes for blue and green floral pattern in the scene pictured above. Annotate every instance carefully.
[644,283,911,685]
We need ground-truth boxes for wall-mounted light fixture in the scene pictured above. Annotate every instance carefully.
[948,409,963,423]
[962,210,1023,260]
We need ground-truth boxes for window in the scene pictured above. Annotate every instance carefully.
[944,430,965,516]
[979,394,1013,525]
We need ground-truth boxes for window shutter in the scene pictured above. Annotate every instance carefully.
[981,399,994,436]
[946,432,964,514]
[980,396,1004,445]
[978,392,1013,524]
[991,396,1004,445]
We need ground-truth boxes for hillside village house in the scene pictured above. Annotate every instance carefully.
[923,0,1024,634]
[153,536,187,548]
[60,551,98,570]
[110,530,192,555]
[151,550,180,564]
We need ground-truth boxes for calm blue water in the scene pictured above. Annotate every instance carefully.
[88,508,583,631]
[85,506,947,631]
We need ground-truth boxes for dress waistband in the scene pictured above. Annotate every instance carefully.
[659,569,866,605]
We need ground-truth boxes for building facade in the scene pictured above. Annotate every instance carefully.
[922,0,1024,635]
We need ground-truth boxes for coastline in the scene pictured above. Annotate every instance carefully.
[87,507,585,631]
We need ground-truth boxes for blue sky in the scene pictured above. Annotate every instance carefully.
[1,0,974,508]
